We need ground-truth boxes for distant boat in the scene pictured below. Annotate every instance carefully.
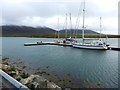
[73,0,109,50]
[62,13,77,44]
[55,13,77,45]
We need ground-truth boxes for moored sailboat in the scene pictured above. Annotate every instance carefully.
[73,0,109,50]
[55,13,77,45]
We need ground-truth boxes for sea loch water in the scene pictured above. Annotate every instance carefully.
[2,37,119,88]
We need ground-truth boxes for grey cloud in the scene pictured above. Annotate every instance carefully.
[2,1,117,20]
[1,0,118,34]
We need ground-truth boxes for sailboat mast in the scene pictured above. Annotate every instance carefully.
[57,17,60,39]
[65,13,67,38]
[82,0,85,44]
[100,16,102,40]
[70,13,72,37]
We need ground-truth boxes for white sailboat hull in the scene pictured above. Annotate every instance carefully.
[73,44,108,50]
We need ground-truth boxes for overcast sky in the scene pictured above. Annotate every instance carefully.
[1,0,119,34]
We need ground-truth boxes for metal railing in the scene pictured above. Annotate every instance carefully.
[0,69,30,90]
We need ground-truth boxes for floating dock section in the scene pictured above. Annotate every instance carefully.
[24,42,72,47]
[24,42,120,51]
[108,46,120,51]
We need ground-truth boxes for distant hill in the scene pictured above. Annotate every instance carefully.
[59,29,99,35]
[2,25,99,37]
[2,25,56,37]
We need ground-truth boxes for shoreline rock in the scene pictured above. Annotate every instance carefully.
[20,74,61,89]
[1,58,61,89]
[1,57,103,88]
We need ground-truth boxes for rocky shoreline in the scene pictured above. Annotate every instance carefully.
[1,58,61,89]
[1,57,103,89]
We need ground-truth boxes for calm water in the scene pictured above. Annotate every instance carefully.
[2,37,119,88]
